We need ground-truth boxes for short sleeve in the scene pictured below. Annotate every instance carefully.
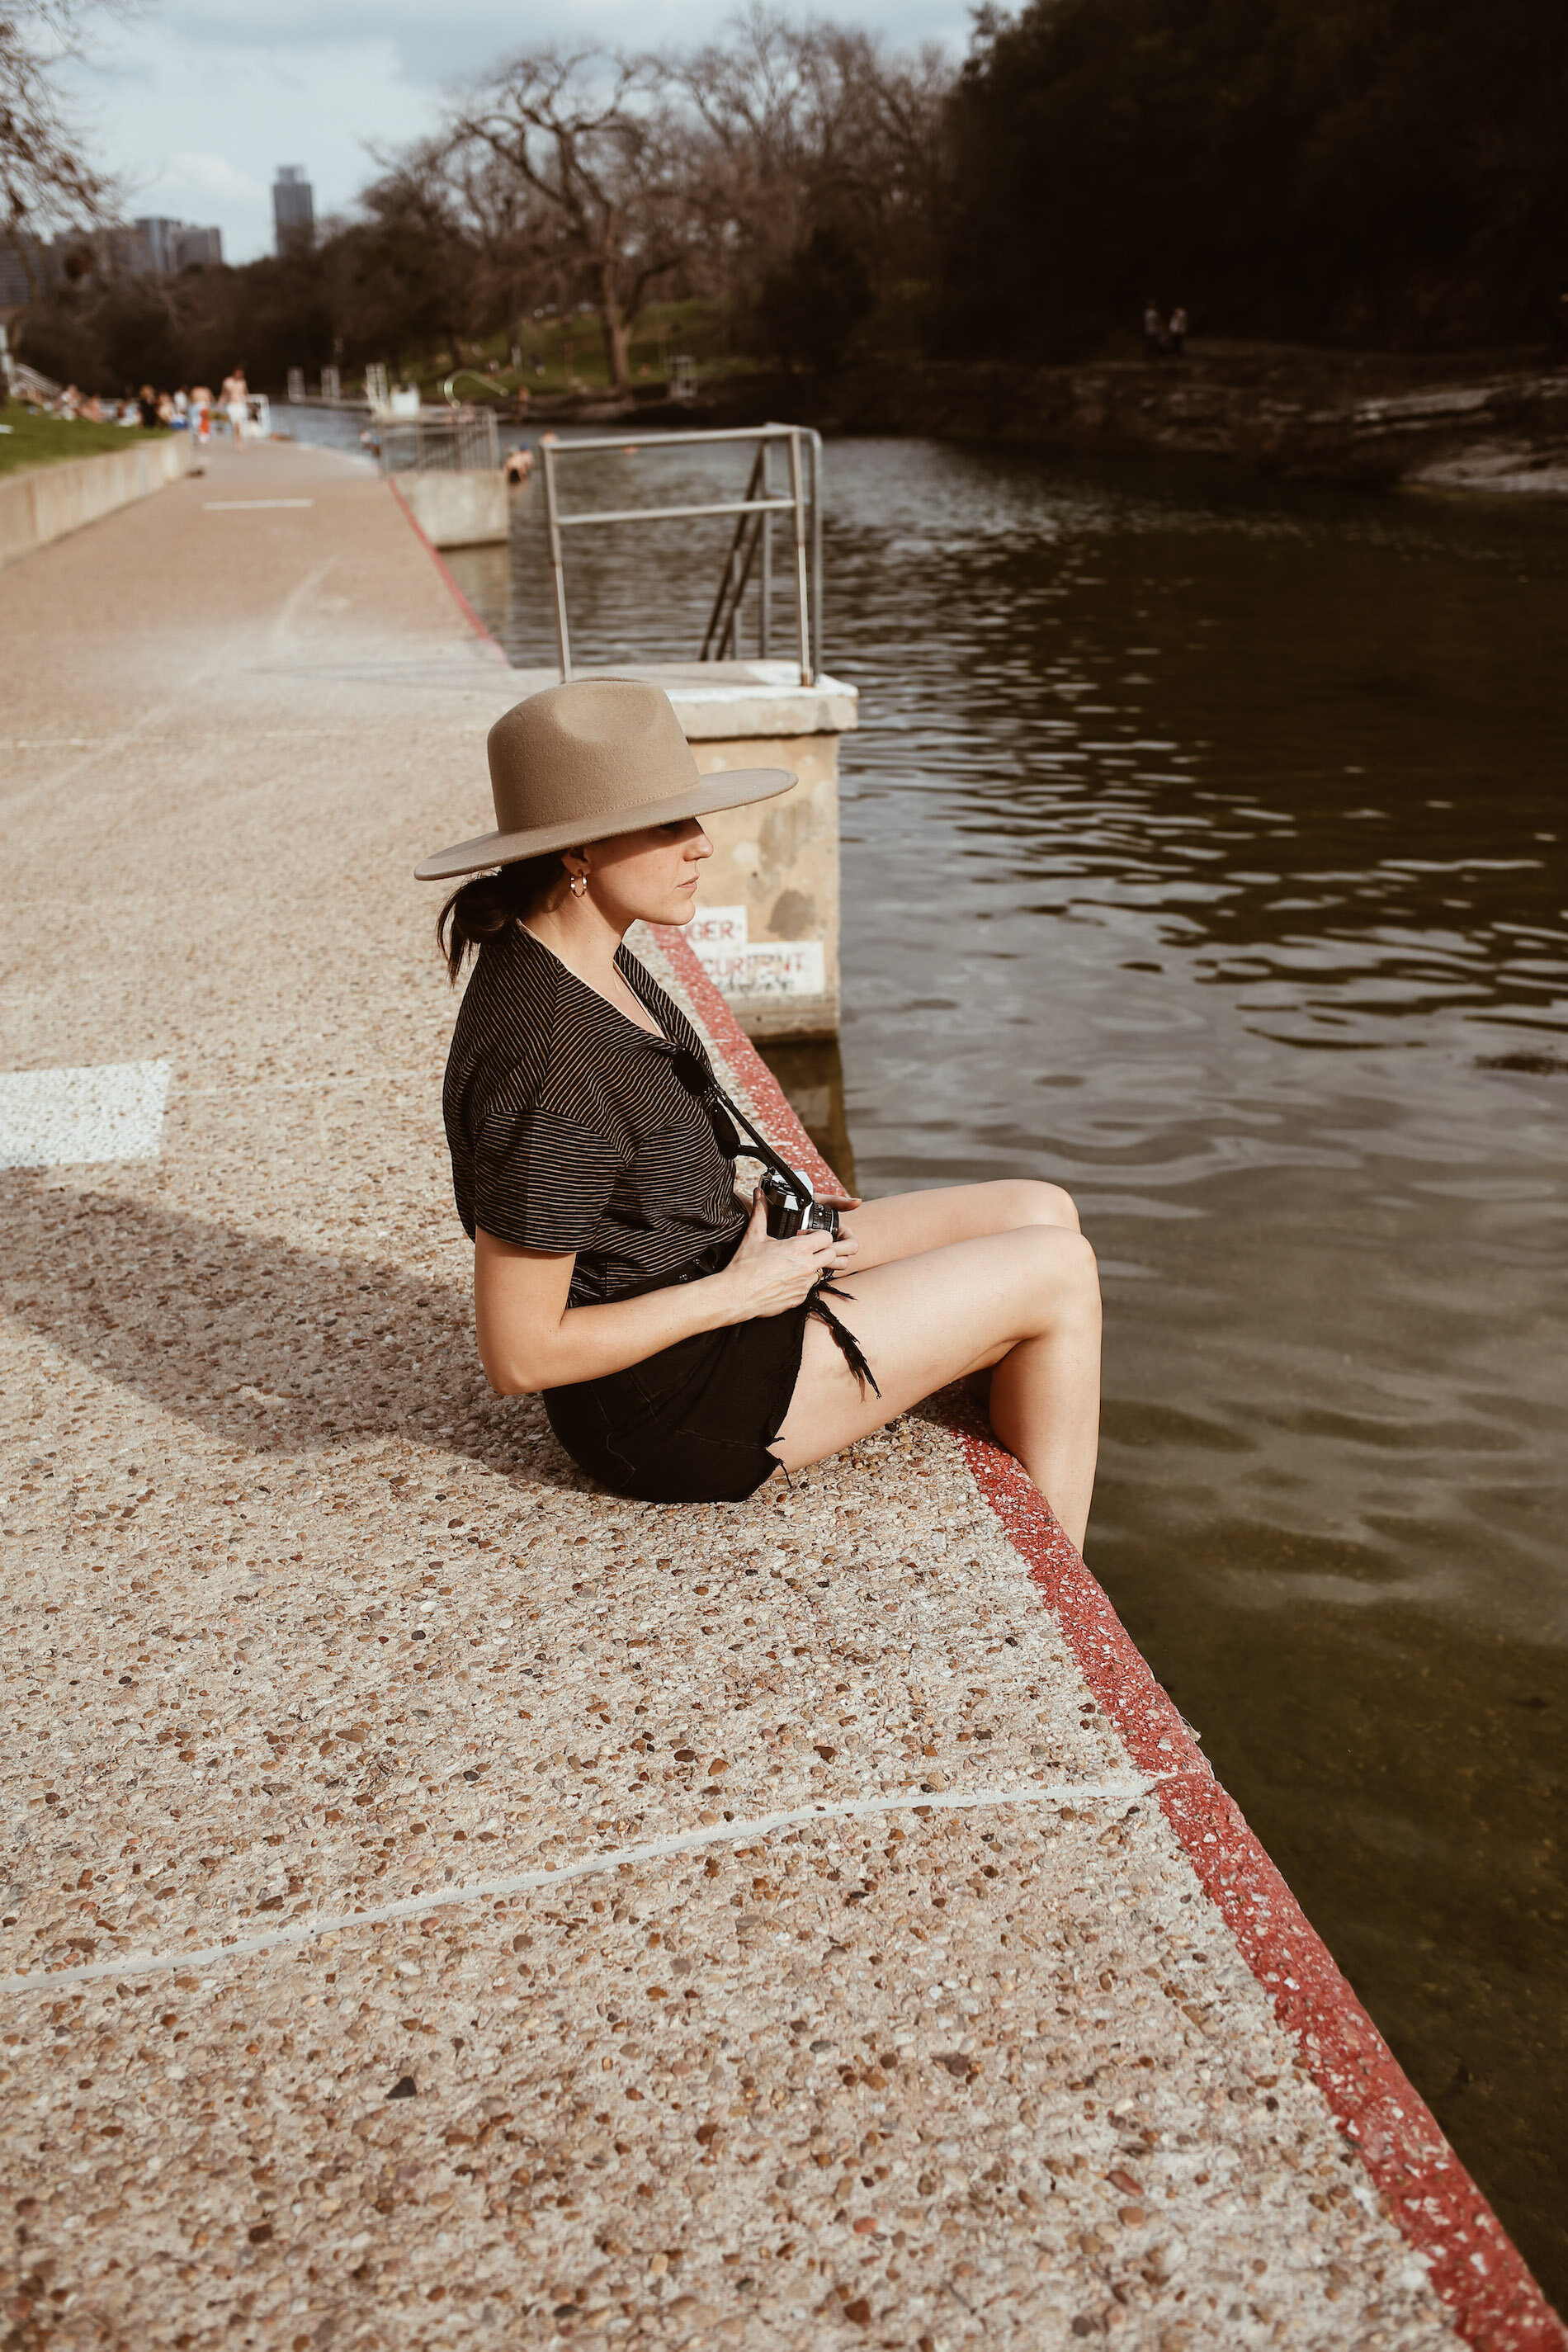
[470,1104,628,1253]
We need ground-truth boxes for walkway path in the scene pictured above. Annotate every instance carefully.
[2,439,1560,2350]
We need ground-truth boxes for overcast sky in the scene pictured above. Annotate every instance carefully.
[65,0,974,264]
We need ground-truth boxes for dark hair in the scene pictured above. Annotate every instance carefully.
[436,852,566,985]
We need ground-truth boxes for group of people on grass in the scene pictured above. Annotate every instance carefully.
[30,368,255,444]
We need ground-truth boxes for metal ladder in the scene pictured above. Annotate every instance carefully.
[537,423,824,685]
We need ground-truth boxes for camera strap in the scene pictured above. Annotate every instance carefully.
[668,1046,879,1398]
[669,1048,816,1202]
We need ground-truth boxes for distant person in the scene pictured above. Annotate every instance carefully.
[138,383,161,430]
[503,446,534,485]
[1169,305,1188,357]
[1143,301,1164,360]
[189,387,212,473]
[220,368,248,446]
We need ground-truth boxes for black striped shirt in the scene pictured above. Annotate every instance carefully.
[442,923,744,1304]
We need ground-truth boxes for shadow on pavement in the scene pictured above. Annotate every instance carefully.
[1,1174,587,1484]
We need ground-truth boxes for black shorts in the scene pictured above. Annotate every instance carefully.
[545,1304,810,1504]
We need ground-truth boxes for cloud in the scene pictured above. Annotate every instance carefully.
[68,0,971,263]
[69,19,435,257]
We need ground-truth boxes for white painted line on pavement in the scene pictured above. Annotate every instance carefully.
[0,1059,170,1169]
[0,1779,1160,1993]
[203,498,315,511]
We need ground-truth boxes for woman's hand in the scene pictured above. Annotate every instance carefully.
[715,1188,860,1320]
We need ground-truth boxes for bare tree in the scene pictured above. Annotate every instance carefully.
[439,138,558,377]
[678,8,951,303]
[366,16,955,384]
[1,0,120,283]
[442,47,689,391]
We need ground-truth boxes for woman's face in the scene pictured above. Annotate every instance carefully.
[583,819,713,926]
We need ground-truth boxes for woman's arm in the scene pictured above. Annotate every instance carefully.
[474,1190,859,1395]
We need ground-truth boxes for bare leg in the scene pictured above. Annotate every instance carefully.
[830,1178,1079,1416]
[844,1178,1081,1271]
[769,1222,1101,1551]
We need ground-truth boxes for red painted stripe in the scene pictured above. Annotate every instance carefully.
[964,1435,1566,2352]
[386,476,510,662]
[653,918,1566,2352]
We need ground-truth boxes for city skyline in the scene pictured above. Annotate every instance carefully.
[61,0,971,267]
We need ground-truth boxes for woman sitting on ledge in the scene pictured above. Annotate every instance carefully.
[420,679,1100,1550]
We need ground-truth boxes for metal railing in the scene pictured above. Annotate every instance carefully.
[441,367,510,404]
[376,411,500,475]
[537,424,824,686]
[285,364,343,406]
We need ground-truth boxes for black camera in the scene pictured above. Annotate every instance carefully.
[761,1166,841,1241]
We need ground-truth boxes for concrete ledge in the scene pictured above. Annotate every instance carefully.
[0,432,195,568]
[393,469,509,548]
[508,659,859,740]
[652,919,1568,2352]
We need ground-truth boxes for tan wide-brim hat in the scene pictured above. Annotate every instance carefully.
[414,676,795,881]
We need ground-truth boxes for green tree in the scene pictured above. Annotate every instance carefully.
[940,0,1568,355]
[761,224,874,369]
[441,48,687,391]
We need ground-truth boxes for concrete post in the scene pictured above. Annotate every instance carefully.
[505,659,857,1039]
[391,472,508,549]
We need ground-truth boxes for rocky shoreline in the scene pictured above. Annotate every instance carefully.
[548,342,1568,494]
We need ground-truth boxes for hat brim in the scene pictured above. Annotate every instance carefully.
[414,765,797,883]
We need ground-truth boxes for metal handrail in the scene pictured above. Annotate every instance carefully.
[442,368,510,404]
[537,423,824,687]
[376,411,499,475]
[557,496,796,529]
[701,445,767,663]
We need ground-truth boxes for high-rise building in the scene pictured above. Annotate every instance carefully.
[132,218,181,274]
[0,237,51,306]
[272,168,315,254]
[0,215,221,305]
[122,219,224,275]
[175,224,224,270]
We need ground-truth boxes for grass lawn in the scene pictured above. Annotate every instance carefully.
[0,406,160,479]
[339,298,760,404]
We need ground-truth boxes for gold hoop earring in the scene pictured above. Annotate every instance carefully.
[569,874,588,899]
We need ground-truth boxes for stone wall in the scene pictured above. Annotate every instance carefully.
[647,349,1568,490]
[0,432,196,569]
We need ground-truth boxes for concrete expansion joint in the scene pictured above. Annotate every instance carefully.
[0,1778,1159,1995]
